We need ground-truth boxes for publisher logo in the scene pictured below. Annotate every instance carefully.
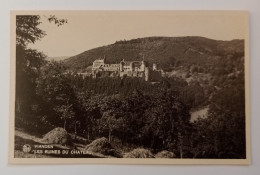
[22,144,31,153]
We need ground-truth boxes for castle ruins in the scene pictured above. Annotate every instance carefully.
[88,58,164,81]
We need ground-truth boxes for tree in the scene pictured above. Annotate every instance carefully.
[54,104,75,130]
[99,96,123,143]
[16,46,46,114]
[36,62,77,130]
[100,110,119,143]
[191,74,246,158]
[143,89,191,157]
[79,93,102,140]
[16,16,47,123]
[16,15,67,128]
[16,15,46,47]
[120,90,151,145]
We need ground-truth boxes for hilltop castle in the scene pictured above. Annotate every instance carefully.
[89,58,164,81]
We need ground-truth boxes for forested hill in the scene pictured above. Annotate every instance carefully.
[64,36,244,71]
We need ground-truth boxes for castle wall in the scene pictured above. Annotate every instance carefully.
[102,64,120,71]
[119,71,145,79]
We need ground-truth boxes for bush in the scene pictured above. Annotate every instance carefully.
[124,148,154,158]
[42,127,72,145]
[85,137,121,157]
[155,150,176,158]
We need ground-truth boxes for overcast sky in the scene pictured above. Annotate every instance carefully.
[27,11,248,57]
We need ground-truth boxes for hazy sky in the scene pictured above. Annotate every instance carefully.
[27,11,248,57]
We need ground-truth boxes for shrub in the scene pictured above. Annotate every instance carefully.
[124,148,154,158]
[85,137,121,157]
[42,127,72,145]
[155,150,176,158]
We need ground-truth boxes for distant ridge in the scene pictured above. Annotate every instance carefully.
[46,56,70,62]
[64,36,244,71]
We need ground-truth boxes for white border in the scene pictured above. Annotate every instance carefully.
[8,10,251,165]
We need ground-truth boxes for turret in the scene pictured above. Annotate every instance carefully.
[141,60,146,71]
[145,67,149,81]
[130,62,134,71]
[120,59,124,71]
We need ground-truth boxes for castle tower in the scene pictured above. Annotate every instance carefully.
[130,62,134,71]
[120,60,124,71]
[141,60,146,71]
[145,67,149,81]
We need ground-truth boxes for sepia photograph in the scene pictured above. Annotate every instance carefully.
[9,11,250,164]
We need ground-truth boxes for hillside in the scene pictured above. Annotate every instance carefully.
[64,36,244,71]
[46,56,70,62]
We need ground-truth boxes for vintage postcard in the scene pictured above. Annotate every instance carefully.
[9,11,250,164]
